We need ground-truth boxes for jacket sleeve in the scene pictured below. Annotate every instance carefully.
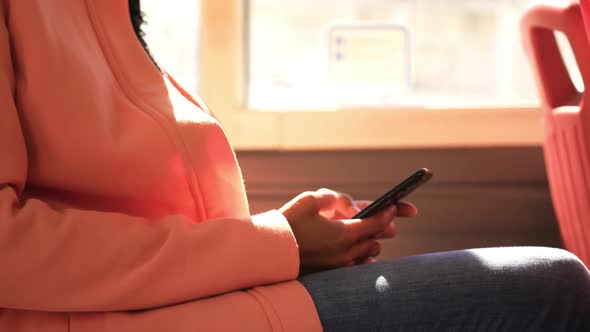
[0,4,299,312]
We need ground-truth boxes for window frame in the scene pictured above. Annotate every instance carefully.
[199,0,543,151]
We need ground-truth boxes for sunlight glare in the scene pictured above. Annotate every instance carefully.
[375,275,391,294]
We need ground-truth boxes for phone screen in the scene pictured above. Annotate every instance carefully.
[353,168,432,219]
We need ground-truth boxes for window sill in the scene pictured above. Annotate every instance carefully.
[217,106,543,151]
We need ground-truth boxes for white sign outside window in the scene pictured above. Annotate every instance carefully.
[328,24,410,104]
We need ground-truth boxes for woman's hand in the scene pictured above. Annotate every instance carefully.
[279,188,417,275]
[351,199,417,265]
[355,199,417,240]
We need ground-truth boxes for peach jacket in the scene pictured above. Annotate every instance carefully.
[0,0,322,331]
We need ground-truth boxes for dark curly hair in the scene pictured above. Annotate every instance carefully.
[129,0,159,69]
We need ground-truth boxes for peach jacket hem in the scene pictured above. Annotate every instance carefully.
[0,0,323,331]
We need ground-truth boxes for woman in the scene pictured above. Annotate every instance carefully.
[0,0,588,331]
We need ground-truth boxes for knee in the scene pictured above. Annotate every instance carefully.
[472,247,589,291]
[517,247,590,293]
[541,248,589,288]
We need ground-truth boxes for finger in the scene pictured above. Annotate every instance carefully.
[396,201,418,218]
[347,206,396,243]
[299,190,338,214]
[316,188,360,218]
[329,210,353,220]
[341,240,381,265]
[331,201,364,219]
[319,208,336,219]
[356,200,372,210]
[355,256,378,265]
[375,222,397,239]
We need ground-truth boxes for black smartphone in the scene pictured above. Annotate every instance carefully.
[353,168,432,219]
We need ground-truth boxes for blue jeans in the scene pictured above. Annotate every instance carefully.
[299,247,590,331]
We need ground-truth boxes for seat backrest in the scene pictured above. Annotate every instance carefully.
[521,2,590,267]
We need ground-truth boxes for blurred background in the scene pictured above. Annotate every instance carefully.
[139,0,581,259]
